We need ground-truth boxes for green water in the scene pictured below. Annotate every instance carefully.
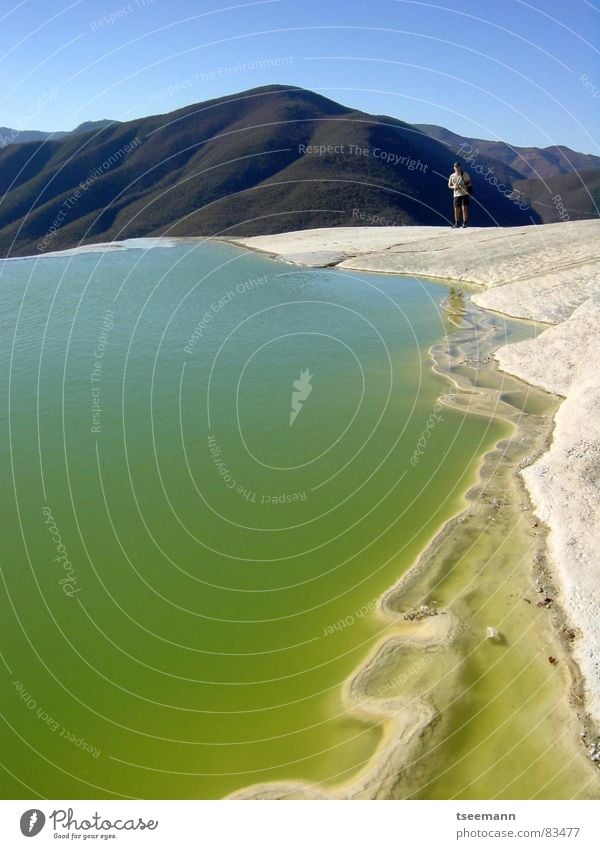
[0,240,530,799]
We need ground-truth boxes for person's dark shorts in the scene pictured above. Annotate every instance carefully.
[454,194,470,208]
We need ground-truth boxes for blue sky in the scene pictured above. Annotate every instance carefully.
[1,0,599,152]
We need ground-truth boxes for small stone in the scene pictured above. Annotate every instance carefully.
[588,743,600,763]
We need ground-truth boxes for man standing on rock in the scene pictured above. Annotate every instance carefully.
[448,161,472,228]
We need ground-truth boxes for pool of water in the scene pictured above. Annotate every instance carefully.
[0,239,572,799]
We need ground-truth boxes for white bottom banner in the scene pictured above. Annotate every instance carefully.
[0,800,598,848]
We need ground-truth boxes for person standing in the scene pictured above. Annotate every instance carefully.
[448,161,472,228]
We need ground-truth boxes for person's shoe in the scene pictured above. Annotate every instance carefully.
[462,224,468,229]
[451,223,460,228]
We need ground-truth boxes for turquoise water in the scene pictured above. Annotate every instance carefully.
[0,240,508,799]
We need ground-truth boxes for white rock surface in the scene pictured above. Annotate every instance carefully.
[232,220,600,294]
[496,301,600,721]
[231,221,600,721]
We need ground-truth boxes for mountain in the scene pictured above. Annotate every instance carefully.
[0,119,115,148]
[0,85,596,258]
[415,124,600,180]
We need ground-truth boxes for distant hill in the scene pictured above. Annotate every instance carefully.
[415,124,600,179]
[0,120,115,148]
[512,169,600,223]
[0,127,54,146]
[0,86,597,258]
[69,120,116,136]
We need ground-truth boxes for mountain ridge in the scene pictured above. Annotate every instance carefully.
[0,85,596,258]
[414,123,600,179]
[0,119,115,149]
